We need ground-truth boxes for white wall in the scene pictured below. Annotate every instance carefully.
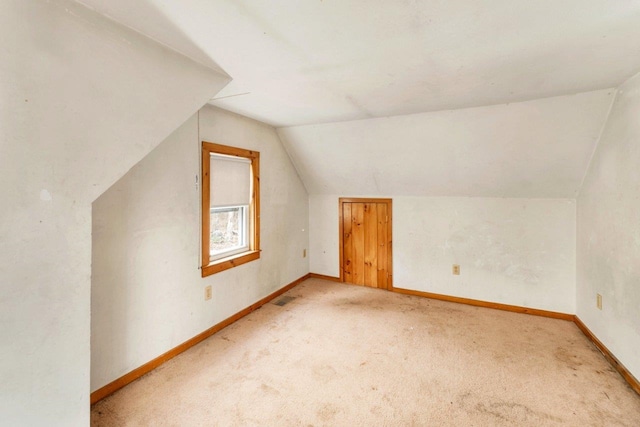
[309,195,341,276]
[395,197,576,312]
[279,91,614,199]
[0,1,229,424]
[310,195,576,313]
[577,71,640,380]
[91,106,309,391]
[288,92,606,318]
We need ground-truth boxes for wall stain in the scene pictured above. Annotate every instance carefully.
[446,221,543,284]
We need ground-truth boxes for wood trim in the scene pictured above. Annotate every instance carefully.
[201,250,260,277]
[90,273,310,405]
[338,197,393,288]
[309,273,342,282]
[339,197,392,204]
[201,144,211,269]
[339,200,344,282]
[392,287,574,321]
[386,201,393,291]
[202,141,260,161]
[252,154,260,253]
[574,316,640,396]
[201,141,260,277]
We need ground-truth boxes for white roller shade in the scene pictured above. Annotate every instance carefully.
[210,154,251,208]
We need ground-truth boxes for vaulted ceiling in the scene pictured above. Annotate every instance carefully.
[78,0,640,197]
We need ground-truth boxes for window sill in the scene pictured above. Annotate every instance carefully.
[201,250,260,277]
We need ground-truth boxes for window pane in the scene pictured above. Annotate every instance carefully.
[201,142,260,276]
[210,206,248,257]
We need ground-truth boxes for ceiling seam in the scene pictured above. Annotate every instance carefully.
[574,90,618,199]
[275,88,618,130]
[275,131,311,196]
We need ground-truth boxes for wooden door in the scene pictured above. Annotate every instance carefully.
[340,198,392,289]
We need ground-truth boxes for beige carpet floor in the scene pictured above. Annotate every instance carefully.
[91,278,640,426]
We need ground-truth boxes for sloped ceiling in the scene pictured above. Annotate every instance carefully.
[78,0,640,127]
[278,90,615,198]
[77,0,637,198]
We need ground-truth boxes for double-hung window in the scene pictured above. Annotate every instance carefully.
[201,141,260,277]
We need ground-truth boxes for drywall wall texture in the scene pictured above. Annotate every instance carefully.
[91,106,309,392]
[309,195,341,276]
[577,71,640,380]
[310,196,576,313]
[394,197,576,313]
[0,1,229,424]
[279,90,614,199]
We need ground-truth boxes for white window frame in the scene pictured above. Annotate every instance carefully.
[209,205,250,262]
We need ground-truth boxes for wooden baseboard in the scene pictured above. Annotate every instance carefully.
[308,272,342,282]
[90,273,310,405]
[391,287,638,395]
[573,316,640,396]
[91,273,640,403]
[391,287,574,321]
[308,275,571,321]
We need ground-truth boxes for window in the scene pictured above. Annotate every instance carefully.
[201,141,260,277]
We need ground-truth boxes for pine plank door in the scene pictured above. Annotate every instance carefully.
[340,199,392,289]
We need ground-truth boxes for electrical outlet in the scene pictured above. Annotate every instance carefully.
[452,264,460,275]
[205,285,212,301]
[303,249,307,258]
[597,293,602,310]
